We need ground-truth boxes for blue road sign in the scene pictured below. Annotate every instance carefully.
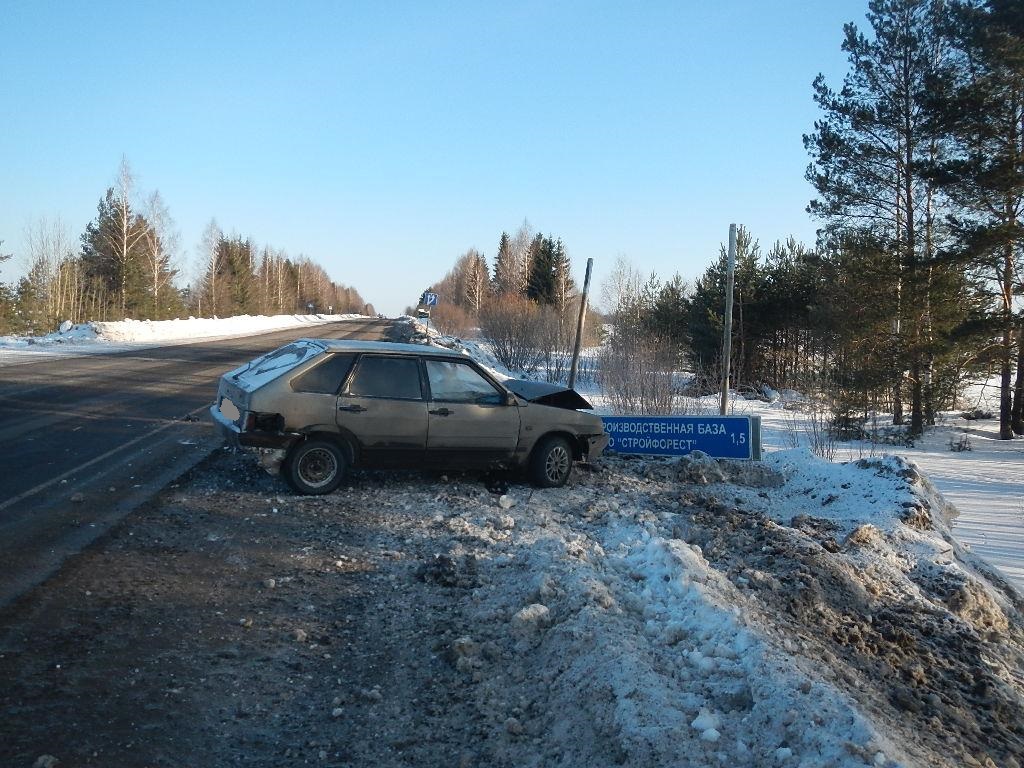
[601,415,760,460]
[422,292,438,306]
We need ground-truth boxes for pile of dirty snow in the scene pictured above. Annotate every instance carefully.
[411,450,1023,767]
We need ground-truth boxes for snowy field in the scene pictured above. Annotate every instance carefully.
[424,324,1024,595]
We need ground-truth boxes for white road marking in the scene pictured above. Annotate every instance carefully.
[0,403,211,515]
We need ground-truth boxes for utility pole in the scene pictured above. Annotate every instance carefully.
[720,224,737,416]
[568,257,594,390]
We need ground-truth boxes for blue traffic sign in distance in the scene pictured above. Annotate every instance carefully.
[601,415,761,460]
[422,292,438,306]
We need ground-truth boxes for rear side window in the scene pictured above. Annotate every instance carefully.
[291,353,356,394]
[345,356,422,400]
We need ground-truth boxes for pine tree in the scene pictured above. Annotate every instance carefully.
[492,232,516,295]
[930,0,1024,437]
[80,185,151,320]
[526,234,556,304]
[805,0,948,435]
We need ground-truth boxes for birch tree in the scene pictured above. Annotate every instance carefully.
[142,191,180,319]
[199,219,222,316]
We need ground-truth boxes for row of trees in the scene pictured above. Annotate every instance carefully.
[803,0,1024,438]
[0,160,369,334]
[605,0,1022,436]
[419,222,600,381]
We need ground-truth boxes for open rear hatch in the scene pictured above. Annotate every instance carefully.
[503,380,594,410]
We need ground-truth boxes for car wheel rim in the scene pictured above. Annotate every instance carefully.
[299,448,337,488]
[545,446,570,483]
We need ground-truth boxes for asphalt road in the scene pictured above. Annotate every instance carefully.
[0,318,400,609]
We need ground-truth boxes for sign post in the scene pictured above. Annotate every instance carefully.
[721,224,737,416]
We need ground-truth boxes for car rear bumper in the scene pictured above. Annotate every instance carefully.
[208,404,301,450]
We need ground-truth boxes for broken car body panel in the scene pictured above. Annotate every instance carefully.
[210,339,609,486]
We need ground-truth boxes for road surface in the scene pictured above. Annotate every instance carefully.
[0,318,399,608]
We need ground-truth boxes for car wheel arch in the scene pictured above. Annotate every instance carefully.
[294,427,359,465]
[528,430,583,463]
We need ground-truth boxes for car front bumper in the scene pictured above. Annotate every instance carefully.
[586,432,611,458]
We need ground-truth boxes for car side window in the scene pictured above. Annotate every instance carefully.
[345,356,423,400]
[291,353,356,394]
[426,360,502,404]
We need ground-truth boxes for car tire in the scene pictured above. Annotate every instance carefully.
[285,439,347,495]
[529,435,573,488]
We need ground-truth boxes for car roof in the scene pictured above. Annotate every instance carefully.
[298,339,466,358]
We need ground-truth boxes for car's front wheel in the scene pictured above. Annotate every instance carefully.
[529,435,573,488]
[285,439,347,495]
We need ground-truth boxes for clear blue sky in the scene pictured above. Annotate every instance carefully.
[0,1,866,316]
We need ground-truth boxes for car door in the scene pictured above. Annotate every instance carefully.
[424,358,521,468]
[337,354,428,467]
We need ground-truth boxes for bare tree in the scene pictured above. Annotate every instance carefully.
[24,217,76,327]
[104,158,148,317]
[462,250,489,314]
[199,219,222,317]
[478,293,545,372]
[509,220,533,296]
[142,191,179,319]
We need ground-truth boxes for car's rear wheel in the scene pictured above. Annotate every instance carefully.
[285,439,346,495]
[529,435,573,488]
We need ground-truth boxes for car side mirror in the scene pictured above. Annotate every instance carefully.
[505,391,517,406]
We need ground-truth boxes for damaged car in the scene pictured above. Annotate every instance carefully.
[210,339,609,494]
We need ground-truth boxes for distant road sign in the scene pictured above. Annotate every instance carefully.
[601,415,761,460]
[422,292,438,306]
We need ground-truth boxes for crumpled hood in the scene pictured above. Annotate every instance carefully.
[502,379,594,410]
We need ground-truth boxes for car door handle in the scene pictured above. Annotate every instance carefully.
[429,407,452,416]
[338,404,367,413]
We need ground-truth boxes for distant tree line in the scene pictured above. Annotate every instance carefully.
[0,159,369,334]
[417,221,601,382]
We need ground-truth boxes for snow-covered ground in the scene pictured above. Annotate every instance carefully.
[4,315,1023,765]
[736,396,1024,595]
[13,307,1015,595]
[417,321,1024,595]
[0,313,366,366]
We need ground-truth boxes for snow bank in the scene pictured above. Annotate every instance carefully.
[406,446,1023,766]
[0,313,366,365]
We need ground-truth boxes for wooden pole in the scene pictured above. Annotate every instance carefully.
[568,257,594,390]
